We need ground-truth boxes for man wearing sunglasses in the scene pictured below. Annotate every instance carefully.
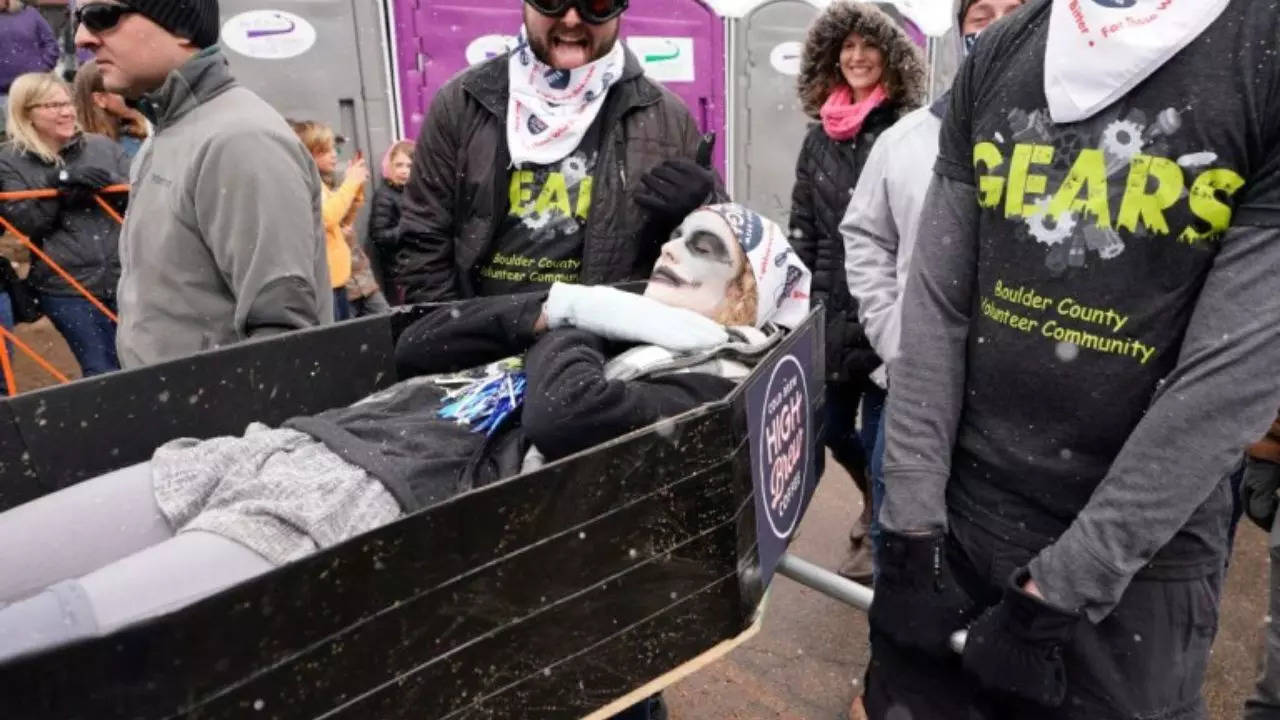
[397,0,721,304]
[73,0,332,368]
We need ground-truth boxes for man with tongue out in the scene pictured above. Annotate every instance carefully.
[396,0,718,303]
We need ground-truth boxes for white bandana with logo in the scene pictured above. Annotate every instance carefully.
[1045,0,1228,123]
[506,29,626,166]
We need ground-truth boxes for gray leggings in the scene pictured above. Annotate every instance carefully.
[0,463,273,663]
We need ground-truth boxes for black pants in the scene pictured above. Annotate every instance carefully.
[865,511,1222,720]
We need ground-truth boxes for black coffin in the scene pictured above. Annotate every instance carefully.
[0,307,825,719]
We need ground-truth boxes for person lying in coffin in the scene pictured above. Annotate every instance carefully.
[0,203,811,662]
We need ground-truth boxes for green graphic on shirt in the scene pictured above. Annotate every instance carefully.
[973,141,1244,245]
[509,169,593,219]
[478,252,582,285]
[980,279,1157,365]
[477,150,597,290]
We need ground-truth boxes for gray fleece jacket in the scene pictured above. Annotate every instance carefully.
[116,48,331,368]
[841,100,944,381]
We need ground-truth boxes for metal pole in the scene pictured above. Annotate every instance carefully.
[776,552,968,654]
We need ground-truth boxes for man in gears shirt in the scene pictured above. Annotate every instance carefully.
[864,1,1280,718]
[396,0,720,302]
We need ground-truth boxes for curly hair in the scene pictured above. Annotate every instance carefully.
[715,251,760,328]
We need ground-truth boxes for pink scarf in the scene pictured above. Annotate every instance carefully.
[820,84,887,142]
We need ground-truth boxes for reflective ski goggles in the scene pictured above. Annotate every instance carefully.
[524,0,629,24]
[75,3,137,33]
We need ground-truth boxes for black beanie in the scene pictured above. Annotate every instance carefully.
[124,0,221,49]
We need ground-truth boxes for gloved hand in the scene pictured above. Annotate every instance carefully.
[868,529,982,658]
[961,569,1081,708]
[1241,457,1280,531]
[49,166,115,208]
[634,159,716,237]
[544,282,729,353]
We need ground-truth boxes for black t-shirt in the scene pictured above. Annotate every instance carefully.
[476,117,605,295]
[936,0,1280,530]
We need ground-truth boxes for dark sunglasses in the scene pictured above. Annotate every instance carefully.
[524,0,628,24]
[75,3,137,34]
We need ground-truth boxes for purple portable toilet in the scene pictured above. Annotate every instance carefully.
[389,0,727,173]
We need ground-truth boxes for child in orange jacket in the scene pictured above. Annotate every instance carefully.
[291,120,373,320]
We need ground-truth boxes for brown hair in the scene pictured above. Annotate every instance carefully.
[796,1,927,119]
[73,61,117,139]
[73,61,150,142]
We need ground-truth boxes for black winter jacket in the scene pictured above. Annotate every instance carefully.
[0,133,129,298]
[290,292,735,511]
[397,49,713,303]
[789,107,898,383]
[368,181,404,293]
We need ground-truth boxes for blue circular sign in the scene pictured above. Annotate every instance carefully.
[757,355,810,540]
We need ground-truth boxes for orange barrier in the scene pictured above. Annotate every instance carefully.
[0,185,130,393]
[0,323,72,385]
[0,184,129,201]
[0,339,15,397]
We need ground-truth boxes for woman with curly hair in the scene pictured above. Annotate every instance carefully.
[789,0,925,583]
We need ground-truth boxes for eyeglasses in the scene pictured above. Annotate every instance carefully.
[74,3,136,34]
[26,101,74,112]
[524,0,629,25]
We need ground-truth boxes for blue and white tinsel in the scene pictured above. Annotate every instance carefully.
[437,370,527,436]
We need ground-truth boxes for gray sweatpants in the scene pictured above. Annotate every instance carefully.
[0,463,273,663]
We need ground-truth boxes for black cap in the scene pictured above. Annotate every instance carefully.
[124,0,220,49]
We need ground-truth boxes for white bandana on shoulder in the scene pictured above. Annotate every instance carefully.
[506,29,627,166]
[1044,0,1228,124]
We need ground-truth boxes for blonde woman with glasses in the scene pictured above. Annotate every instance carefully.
[0,71,129,377]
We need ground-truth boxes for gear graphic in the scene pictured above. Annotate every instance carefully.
[1083,225,1126,260]
[523,211,553,230]
[1101,119,1144,159]
[560,155,588,185]
[1097,237,1125,260]
[1051,131,1087,174]
[1025,199,1077,247]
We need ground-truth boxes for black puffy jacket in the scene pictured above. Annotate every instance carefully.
[790,1,927,384]
[789,108,898,383]
[0,133,129,298]
[368,181,404,296]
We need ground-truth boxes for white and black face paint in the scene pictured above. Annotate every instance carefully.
[643,212,742,320]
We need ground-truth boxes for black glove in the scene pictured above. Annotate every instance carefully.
[50,166,114,208]
[1241,457,1280,531]
[961,568,1081,708]
[868,530,982,658]
[634,159,716,236]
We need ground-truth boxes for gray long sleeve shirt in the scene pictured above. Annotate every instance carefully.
[117,49,332,368]
[881,0,1280,622]
[842,102,944,378]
